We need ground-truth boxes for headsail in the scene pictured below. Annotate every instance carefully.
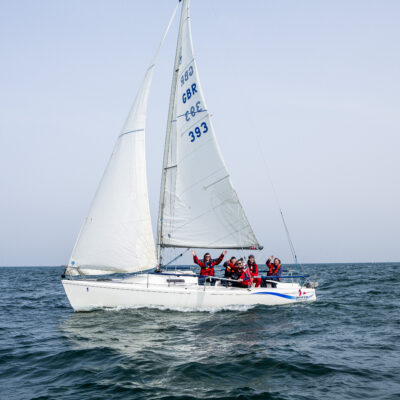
[67,4,178,276]
[158,0,261,257]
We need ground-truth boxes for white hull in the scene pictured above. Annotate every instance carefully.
[62,272,316,312]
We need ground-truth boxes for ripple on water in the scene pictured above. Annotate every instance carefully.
[0,264,399,400]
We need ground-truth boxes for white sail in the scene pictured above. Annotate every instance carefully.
[67,5,178,276]
[158,0,261,251]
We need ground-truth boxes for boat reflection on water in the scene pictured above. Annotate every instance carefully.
[59,306,295,361]
[59,305,317,396]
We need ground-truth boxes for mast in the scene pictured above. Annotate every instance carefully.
[157,0,187,265]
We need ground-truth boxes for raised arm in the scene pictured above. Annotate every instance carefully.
[192,250,200,266]
[266,255,274,275]
[212,250,227,266]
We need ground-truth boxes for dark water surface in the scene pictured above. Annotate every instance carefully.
[0,263,399,400]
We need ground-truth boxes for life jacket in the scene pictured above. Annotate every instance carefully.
[224,261,236,278]
[266,259,281,276]
[200,259,214,276]
[231,268,241,281]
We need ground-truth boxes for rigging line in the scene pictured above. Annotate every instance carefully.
[163,248,190,268]
[253,133,301,270]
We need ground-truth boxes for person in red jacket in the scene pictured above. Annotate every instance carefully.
[247,255,261,288]
[266,255,282,287]
[236,260,253,288]
[192,250,226,285]
[224,256,237,279]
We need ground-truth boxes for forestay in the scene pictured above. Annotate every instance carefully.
[67,5,178,276]
[158,0,261,250]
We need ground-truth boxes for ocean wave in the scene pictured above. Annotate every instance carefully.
[1,264,399,400]
[101,303,257,313]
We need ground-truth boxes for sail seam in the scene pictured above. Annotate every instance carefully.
[119,129,145,138]
[176,109,208,119]
[179,114,208,137]
[177,166,226,196]
[203,175,229,190]
[180,57,195,73]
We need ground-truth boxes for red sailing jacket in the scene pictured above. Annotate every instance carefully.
[238,267,253,286]
[266,259,281,276]
[247,261,258,277]
[193,253,225,276]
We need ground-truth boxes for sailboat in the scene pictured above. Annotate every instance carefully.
[62,0,317,311]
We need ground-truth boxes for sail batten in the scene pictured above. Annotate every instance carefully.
[158,0,261,254]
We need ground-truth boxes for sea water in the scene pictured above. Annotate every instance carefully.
[0,263,399,400]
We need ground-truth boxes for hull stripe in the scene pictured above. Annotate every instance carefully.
[252,292,297,300]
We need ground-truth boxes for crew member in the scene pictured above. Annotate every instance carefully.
[266,255,282,288]
[224,256,237,279]
[236,261,253,288]
[247,255,261,288]
[231,259,243,287]
[192,250,226,285]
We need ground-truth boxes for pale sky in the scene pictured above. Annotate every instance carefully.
[1,0,399,266]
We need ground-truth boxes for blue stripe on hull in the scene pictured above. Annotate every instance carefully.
[252,291,297,300]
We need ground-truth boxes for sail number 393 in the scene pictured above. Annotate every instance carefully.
[188,122,208,142]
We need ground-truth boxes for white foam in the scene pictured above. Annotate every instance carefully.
[102,303,255,313]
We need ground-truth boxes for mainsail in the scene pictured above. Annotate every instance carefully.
[158,0,261,259]
[67,5,178,276]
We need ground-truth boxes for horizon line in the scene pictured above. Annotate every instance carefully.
[0,261,399,268]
